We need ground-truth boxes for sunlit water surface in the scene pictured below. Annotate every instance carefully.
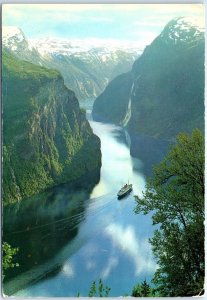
[4,113,157,297]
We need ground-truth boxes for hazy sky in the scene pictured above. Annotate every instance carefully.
[2,4,204,48]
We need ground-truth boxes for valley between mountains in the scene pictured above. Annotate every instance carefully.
[2,14,204,297]
[3,16,204,203]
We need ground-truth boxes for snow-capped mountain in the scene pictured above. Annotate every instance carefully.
[160,16,204,45]
[30,37,140,57]
[2,26,41,64]
[2,26,141,100]
[3,26,26,49]
[93,16,204,141]
[30,38,141,100]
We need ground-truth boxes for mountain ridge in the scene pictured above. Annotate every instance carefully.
[92,16,204,141]
[3,51,101,203]
[2,26,140,101]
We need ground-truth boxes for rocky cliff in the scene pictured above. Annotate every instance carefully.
[92,17,204,141]
[3,51,101,203]
[92,72,133,123]
[37,45,139,101]
[3,27,139,101]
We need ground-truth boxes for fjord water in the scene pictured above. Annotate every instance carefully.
[3,111,157,297]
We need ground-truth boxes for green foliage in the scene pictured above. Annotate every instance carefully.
[131,280,154,297]
[135,129,204,296]
[129,36,204,139]
[87,279,156,297]
[80,107,86,115]
[2,51,101,203]
[3,51,59,81]
[2,242,19,272]
[88,281,96,297]
[88,279,111,297]
[92,72,133,123]
[93,21,204,139]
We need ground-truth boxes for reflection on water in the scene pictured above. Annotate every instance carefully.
[90,121,145,199]
[3,114,157,297]
[3,180,97,295]
[130,132,171,176]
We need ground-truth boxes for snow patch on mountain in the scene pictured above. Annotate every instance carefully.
[29,37,142,58]
[3,26,24,40]
[3,26,25,46]
[161,16,204,44]
[1,26,141,99]
[175,16,204,32]
[2,26,38,56]
[2,26,142,60]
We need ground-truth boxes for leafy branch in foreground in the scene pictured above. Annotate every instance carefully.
[135,129,204,296]
[2,242,19,273]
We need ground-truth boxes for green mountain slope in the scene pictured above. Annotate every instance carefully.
[92,72,133,123]
[41,49,138,101]
[92,17,204,140]
[3,52,101,203]
[3,27,139,101]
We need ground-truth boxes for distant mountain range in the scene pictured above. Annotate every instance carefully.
[3,17,204,202]
[3,26,141,100]
[92,16,204,141]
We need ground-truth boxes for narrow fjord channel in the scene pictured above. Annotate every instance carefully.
[3,109,156,297]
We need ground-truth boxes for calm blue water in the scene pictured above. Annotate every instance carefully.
[4,115,157,297]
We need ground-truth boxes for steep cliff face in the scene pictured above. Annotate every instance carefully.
[40,47,139,101]
[92,72,133,123]
[2,26,42,65]
[92,17,204,140]
[3,52,101,203]
[2,27,139,101]
[128,17,204,140]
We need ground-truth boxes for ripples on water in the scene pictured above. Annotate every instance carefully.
[3,113,157,297]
